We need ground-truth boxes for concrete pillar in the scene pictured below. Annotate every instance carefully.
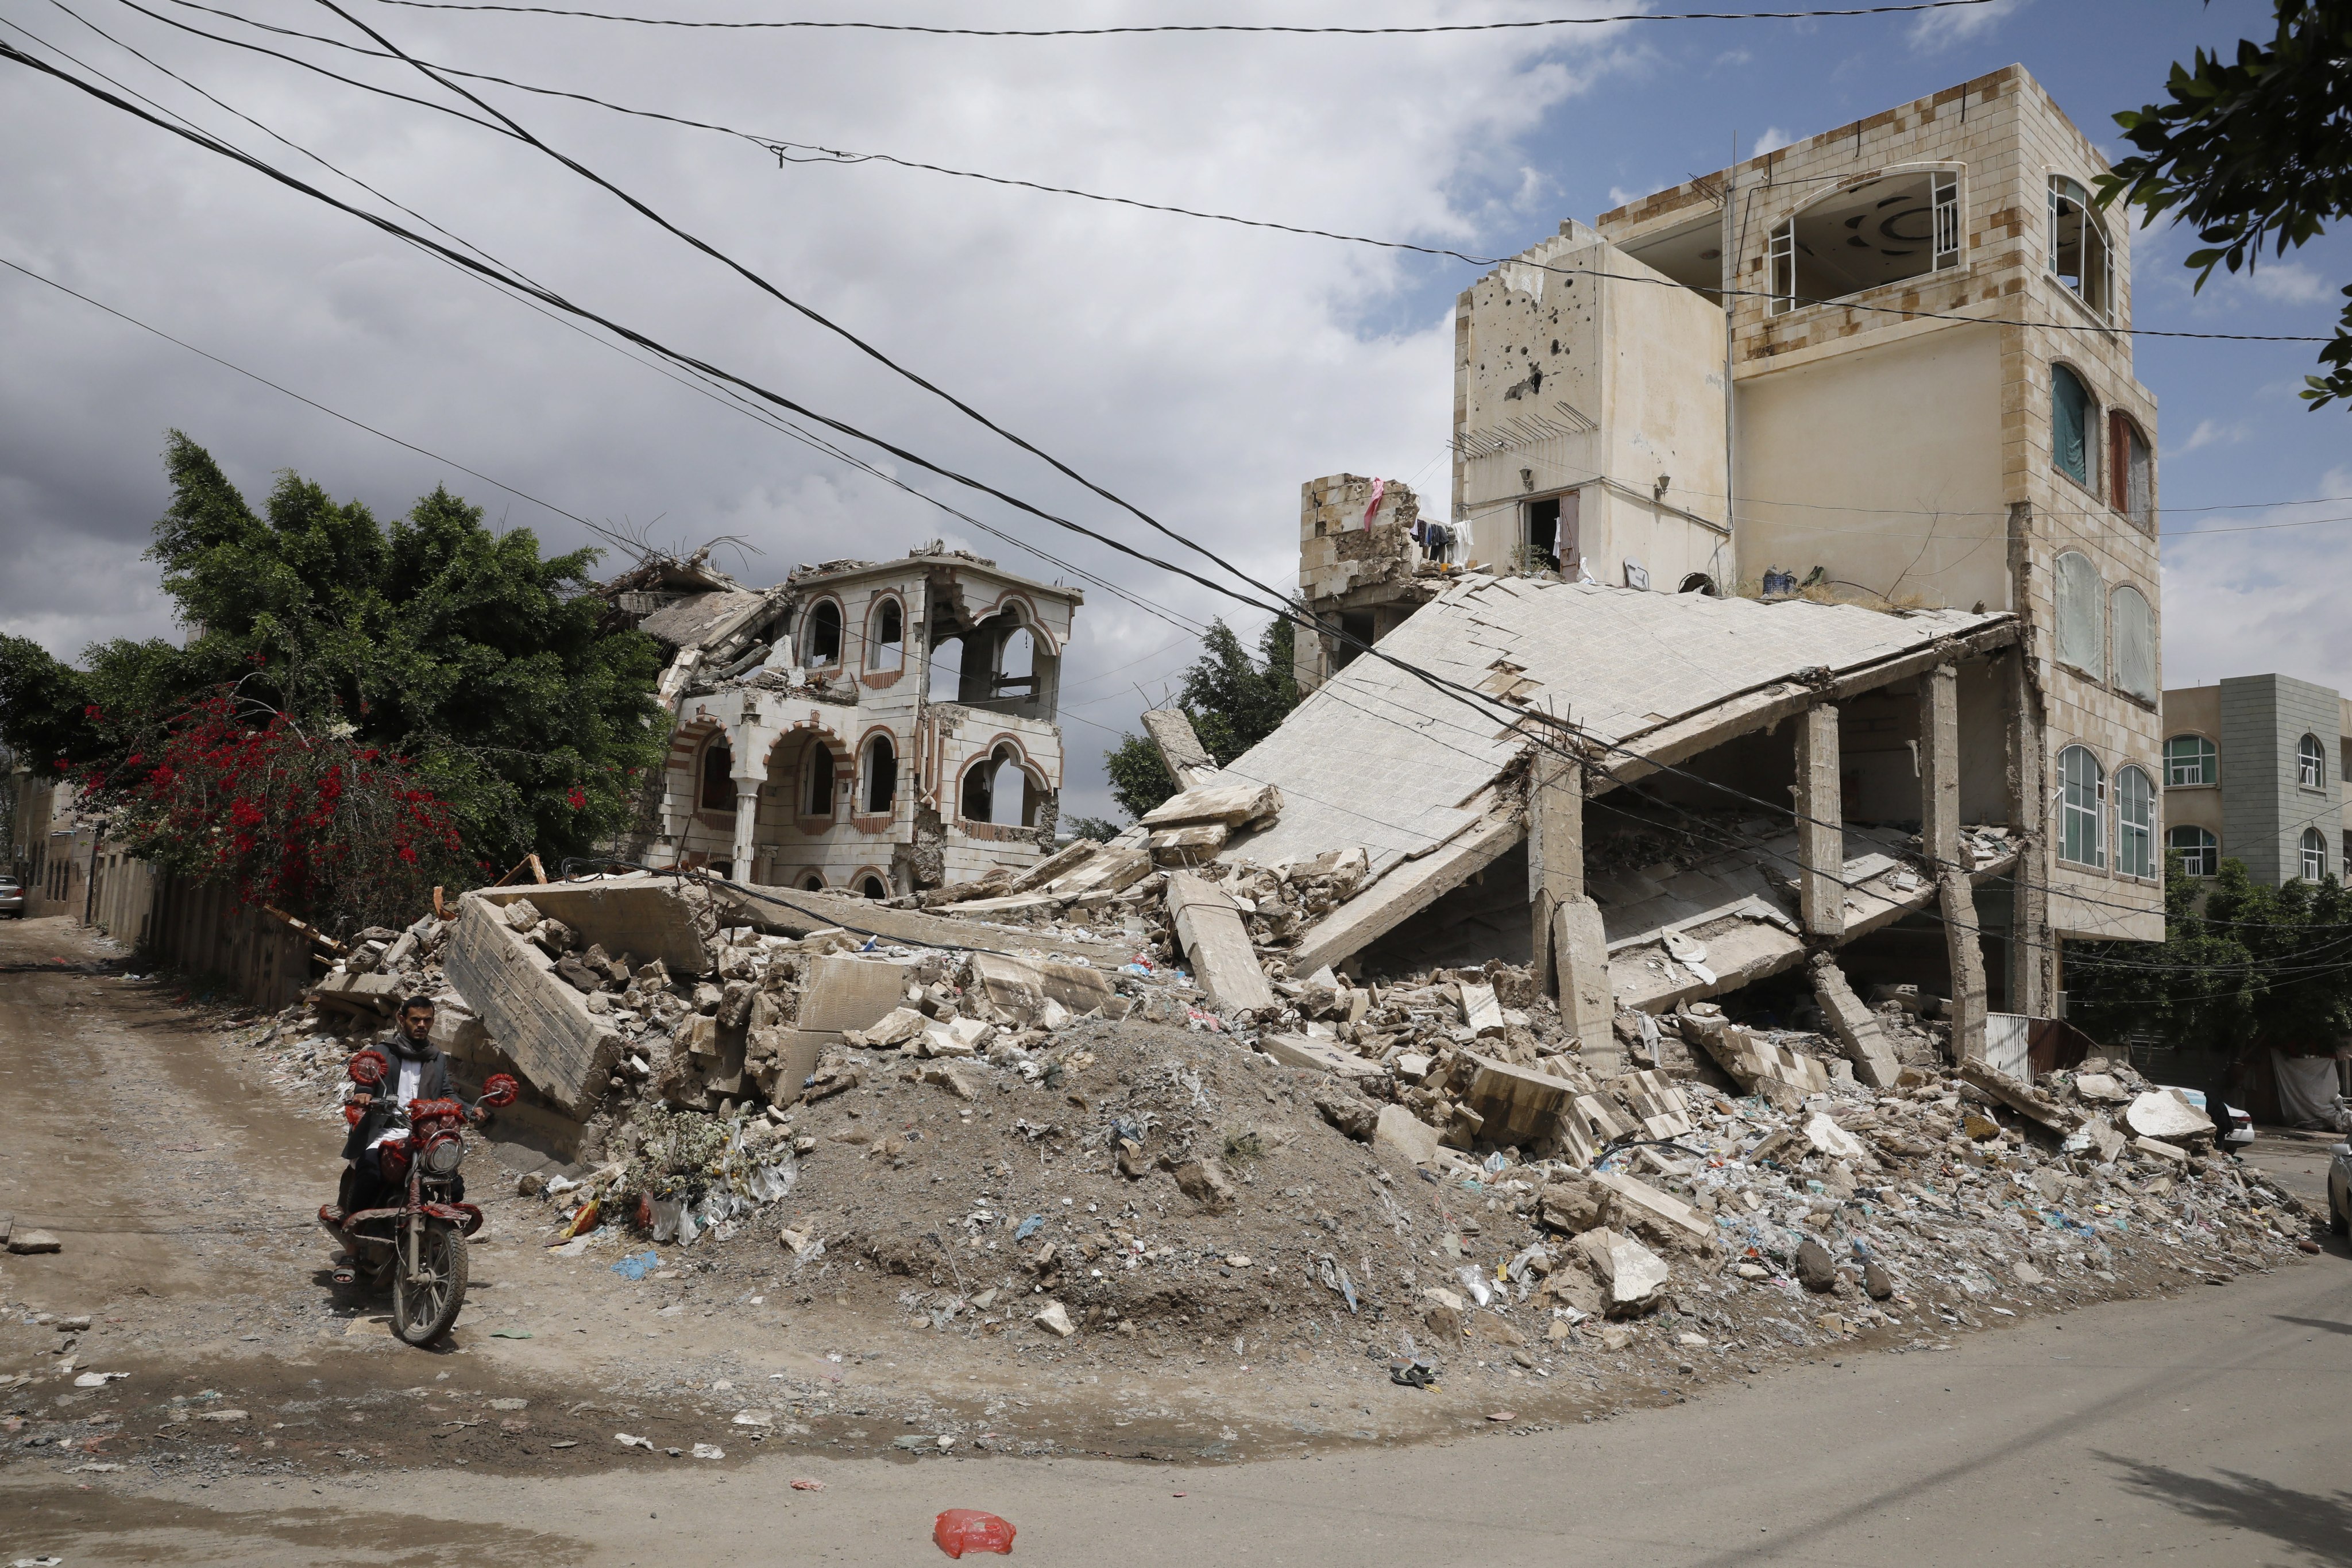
[1940,868,1989,1064]
[2003,648,2050,1017]
[1555,900,1617,1075]
[1527,744,1585,987]
[730,782,760,879]
[1797,704,1844,938]
[1808,952,1901,1089]
[1918,662,1961,869]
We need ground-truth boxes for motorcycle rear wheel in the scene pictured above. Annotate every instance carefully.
[392,1217,469,1346]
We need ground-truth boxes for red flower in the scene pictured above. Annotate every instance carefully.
[566,786,588,811]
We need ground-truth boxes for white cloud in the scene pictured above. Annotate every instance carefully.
[2179,419,2245,454]
[1751,126,1793,159]
[1909,0,2030,52]
[2243,261,2341,308]
[2161,468,2352,692]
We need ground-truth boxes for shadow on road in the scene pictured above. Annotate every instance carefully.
[2097,1453,2352,1567]
[2272,1314,2352,1337]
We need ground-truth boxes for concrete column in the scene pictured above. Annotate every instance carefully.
[1555,901,1617,1075]
[1918,662,1961,869]
[2003,648,2050,1017]
[1527,744,1585,987]
[1797,704,1844,938]
[731,782,760,879]
[1940,868,1989,1064]
[1808,952,1901,1089]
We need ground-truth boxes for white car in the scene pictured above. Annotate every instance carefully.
[2161,1086,2255,1150]
[2331,1144,2350,1238]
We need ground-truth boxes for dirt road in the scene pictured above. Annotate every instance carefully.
[6,913,2350,1565]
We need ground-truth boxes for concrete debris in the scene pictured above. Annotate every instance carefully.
[2123,1089,2215,1148]
[1141,782,1282,832]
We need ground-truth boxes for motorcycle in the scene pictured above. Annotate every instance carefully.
[318,1047,519,1346]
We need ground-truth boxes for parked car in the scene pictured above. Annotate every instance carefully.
[0,879,23,919]
[2331,1142,2351,1238]
[2161,1085,2256,1150]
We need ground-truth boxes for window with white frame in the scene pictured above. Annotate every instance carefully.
[2059,744,2106,868]
[2054,550,2104,675]
[2114,764,2155,878]
[2167,824,2217,877]
[2048,176,2113,320]
[1767,168,1960,316]
[2299,733,2325,789]
[2301,827,2328,881]
[2111,584,2156,702]
[2165,734,2216,786]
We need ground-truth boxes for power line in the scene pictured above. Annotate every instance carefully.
[361,0,2001,37]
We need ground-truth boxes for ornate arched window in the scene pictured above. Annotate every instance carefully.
[698,735,735,813]
[862,733,897,814]
[805,600,843,666]
[804,744,836,819]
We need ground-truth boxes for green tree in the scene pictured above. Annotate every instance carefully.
[2096,0,2352,408]
[0,432,667,913]
[1102,615,1302,821]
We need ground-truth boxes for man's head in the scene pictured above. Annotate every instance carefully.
[397,997,436,1042]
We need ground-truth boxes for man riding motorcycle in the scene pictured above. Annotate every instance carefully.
[331,995,481,1283]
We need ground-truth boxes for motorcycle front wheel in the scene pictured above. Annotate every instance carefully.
[392,1216,469,1346]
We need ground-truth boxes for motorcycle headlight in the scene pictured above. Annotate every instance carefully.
[422,1134,466,1176]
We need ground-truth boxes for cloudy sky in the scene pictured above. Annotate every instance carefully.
[2,0,2344,822]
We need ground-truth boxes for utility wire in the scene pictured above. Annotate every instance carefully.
[361,0,2000,37]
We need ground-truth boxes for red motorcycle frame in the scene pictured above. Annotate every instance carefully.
[319,1046,517,1346]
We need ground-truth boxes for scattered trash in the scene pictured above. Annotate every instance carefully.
[934,1509,1017,1558]
[615,1432,655,1450]
[692,1443,725,1460]
[791,1477,827,1491]
[72,1372,127,1388]
[610,1250,662,1281]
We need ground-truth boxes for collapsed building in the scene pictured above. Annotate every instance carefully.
[600,542,1080,897]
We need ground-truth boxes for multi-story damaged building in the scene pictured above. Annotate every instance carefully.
[1276,65,2162,1028]
[605,542,1080,897]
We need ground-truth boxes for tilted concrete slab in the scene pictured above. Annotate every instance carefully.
[442,895,623,1119]
[473,875,712,976]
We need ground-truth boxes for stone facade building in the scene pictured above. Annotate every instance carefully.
[2161,675,2352,887]
[611,543,1081,897]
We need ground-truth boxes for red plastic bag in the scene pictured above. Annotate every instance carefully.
[934,1509,1016,1557]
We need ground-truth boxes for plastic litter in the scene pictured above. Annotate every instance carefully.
[791,1477,827,1491]
[1389,1360,1437,1389]
[1013,1214,1045,1242]
[611,1250,661,1281]
[933,1508,1017,1557]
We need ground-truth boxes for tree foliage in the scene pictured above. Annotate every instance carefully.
[0,432,666,924]
[2067,855,2352,1062]
[2096,0,2352,408]
[1102,616,1301,821]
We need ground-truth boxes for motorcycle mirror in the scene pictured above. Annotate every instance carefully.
[480,1073,520,1109]
[347,1048,389,1087]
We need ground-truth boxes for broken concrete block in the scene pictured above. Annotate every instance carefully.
[500,897,542,931]
[1033,1300,1076,1337]
[1148,823,1229,867]
[746,1026,827,1104]
[2081,1117,2128,1164]
[1538,1177,1615,1236]
[967,952,1115,1025]
[1141,781,1281,829]
[1457,1052,1579,1148]
[918,1061,988,1101]
[2072,1072,2129,1103]
[1794,1238,1839,1292]
[1689,1021,1832,1098]
[1960,1062,2078,1134]
[679,1014,719,1059]
[1575,1227,1669,1317]
[1863,1260,1895,1300]
[798,955,924,1037]
[443,896,621,1119]
[918,1017,995,1059]
[1808,953,1902,1090]
[1260,1032,1385,1082]
[1310,1087,1380,1141]
[1458,982,1504,1033]
[555,953,601,994]
[1141,708,1218,789]
[1802,1112,1866,1161]
[2133,1135,2189,1165]
[843,1007,928,1050]
[5,1229,61,1255]
[1589,1171,1714,1252]
[1164,870,1278,1014]
[1167,1156,1238,1212]
[2124,1089,2213,1146]
[477,875,713,975]
[1374,1103,1440,1166]
[1011,837,1102,894]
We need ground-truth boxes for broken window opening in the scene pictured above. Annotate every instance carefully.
[2052,365,2094,489]
[2301,827,2328,882]
[1523,491,1577,574]
[996,625,1037,696]
[698,736,735,813]
[859,873,888,899]
[1620,211,1726,303]
[805,598,844,666]
[2047,176,2112,322]
[2053,550,2103,675]
[2110,584,2156,702]
[2299,733,2325,789]
[863,733,897,814]
[868,597,904,673]
[2114,764,2155,879]
[805,744,836,820]
[2167,825,2217,877]
[2059,744,2105,868]
[928,625,965,702]
[2164,734,2216,786]
[1333,610,1376,672]
[1767,168,1959,316]
[1678,573,1718,596]
[2108,414,2152,531]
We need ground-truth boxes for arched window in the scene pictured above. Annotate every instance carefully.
[2048,176,2112,320]
[858,874,888,900]
[2059,745,2105,868]
[804,744,836,819]
[2164,735,2216,786]
[960,743,1035,827]
[2301,827,2328,881]
[1678,572,1718,596]
[2114,764,2155,878]
[1765,167,1960,315]
[698,736,735,813]
[2167,825,2217,878]
[2111,584,2156,701]
[2299,733,2324,789]
[960,754,993,822]
[2108,414,2153,530]
[2054,551,2103,674]
[801,871,826,893]
[868,598,904,674]
[805,600,843,666]
[862,733,897,814]
[2052,365,2094,487]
